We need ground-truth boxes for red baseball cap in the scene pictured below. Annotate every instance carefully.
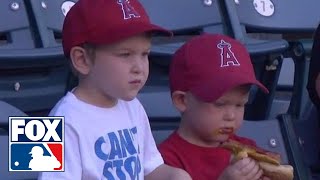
[62,0,172,57]
[169,34,269,102]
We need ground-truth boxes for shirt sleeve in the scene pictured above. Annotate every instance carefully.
[38,115,82,179]
[158,144,184,169]
[137,100,164,176]
[158,132,186,169]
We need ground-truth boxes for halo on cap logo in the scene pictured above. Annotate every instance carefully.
[61,1,75,17]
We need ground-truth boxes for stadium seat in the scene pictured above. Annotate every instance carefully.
[0,0,74,114]
[27,0,77,47]
[220,0,290,120]
[0,0,33,48]
[279,114,314,180]
[294,101,320,174]
[139,0,229,90]
[137,87,180,131]
[223,0,320,119]
[139,0,227,59]
[0,101,39,180]
[140,0,288,120]
[0,135,39,180]
[0,101,27,131]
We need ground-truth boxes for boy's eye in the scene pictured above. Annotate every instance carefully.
[236,102,247,108]
[119,52,130,57]
[214,102,225,107]
[236,104,244,107]
[142,51,150,57]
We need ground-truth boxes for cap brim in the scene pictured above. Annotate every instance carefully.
[191,77,269,103]
[145,24,173,37]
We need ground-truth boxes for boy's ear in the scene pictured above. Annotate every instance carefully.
[172,91,187,112]
[69,46,92,75]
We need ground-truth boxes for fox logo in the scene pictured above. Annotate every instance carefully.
[9,117,64,171]
[217,40,240,67]
[117,0,140,20]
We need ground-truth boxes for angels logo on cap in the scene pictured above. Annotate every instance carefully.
[217,40,240,67]
[117,0,140,20]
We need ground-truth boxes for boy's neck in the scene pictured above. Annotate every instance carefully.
[73,84,118,108]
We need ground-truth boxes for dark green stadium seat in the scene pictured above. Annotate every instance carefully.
[220,0,290,120]
[0,0,75,114]
[0,101,39,180]
[27,0,76,48]
[0,0,34,49]
[222,0,320,119]
[139,0,227,65]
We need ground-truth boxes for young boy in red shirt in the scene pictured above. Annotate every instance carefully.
[159,34,270,180]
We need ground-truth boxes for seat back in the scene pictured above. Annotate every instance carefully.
[0,0,74,114]
[0,100,27,131]
[279,114,314,180]
[0,0,34,49]
[237,119,289,163]
[0,102,38,179]
[227,0,320,34]
[0,135,39,180]
[27,0,77,47]
[139,0,225,34]
[295,103,320,168]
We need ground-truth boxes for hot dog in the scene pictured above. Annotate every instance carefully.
[221,139,294,180]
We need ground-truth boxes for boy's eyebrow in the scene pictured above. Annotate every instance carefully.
[113,47,151,52]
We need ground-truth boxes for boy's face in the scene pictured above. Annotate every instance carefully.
[180,85,250,146]
[86,34,151,102]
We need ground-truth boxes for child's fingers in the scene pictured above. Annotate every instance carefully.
[241,160,260,178]
[232,157,251,169]
[249,169,263,180]
[238,158,255,172]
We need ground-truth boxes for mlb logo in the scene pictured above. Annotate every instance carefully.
[9,117,64,171]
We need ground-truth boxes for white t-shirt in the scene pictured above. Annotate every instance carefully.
[38,92,163,180]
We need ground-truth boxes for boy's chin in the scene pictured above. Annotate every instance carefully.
[213,135,230,143]
[120,93,138,101]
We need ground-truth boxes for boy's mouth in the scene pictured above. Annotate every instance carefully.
[214,127,234,135]
[129,80,141,84]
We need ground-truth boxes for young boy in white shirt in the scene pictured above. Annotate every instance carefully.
[38,0,191,179]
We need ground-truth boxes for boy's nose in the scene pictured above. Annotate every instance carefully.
[223,108,236,121]
[131,57,145,74]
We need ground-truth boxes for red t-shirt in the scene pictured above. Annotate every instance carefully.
[158,131,256,180]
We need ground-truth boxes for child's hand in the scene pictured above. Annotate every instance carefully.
[218,157,263,180]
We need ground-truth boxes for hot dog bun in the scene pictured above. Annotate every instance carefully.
[221,140,294,180]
